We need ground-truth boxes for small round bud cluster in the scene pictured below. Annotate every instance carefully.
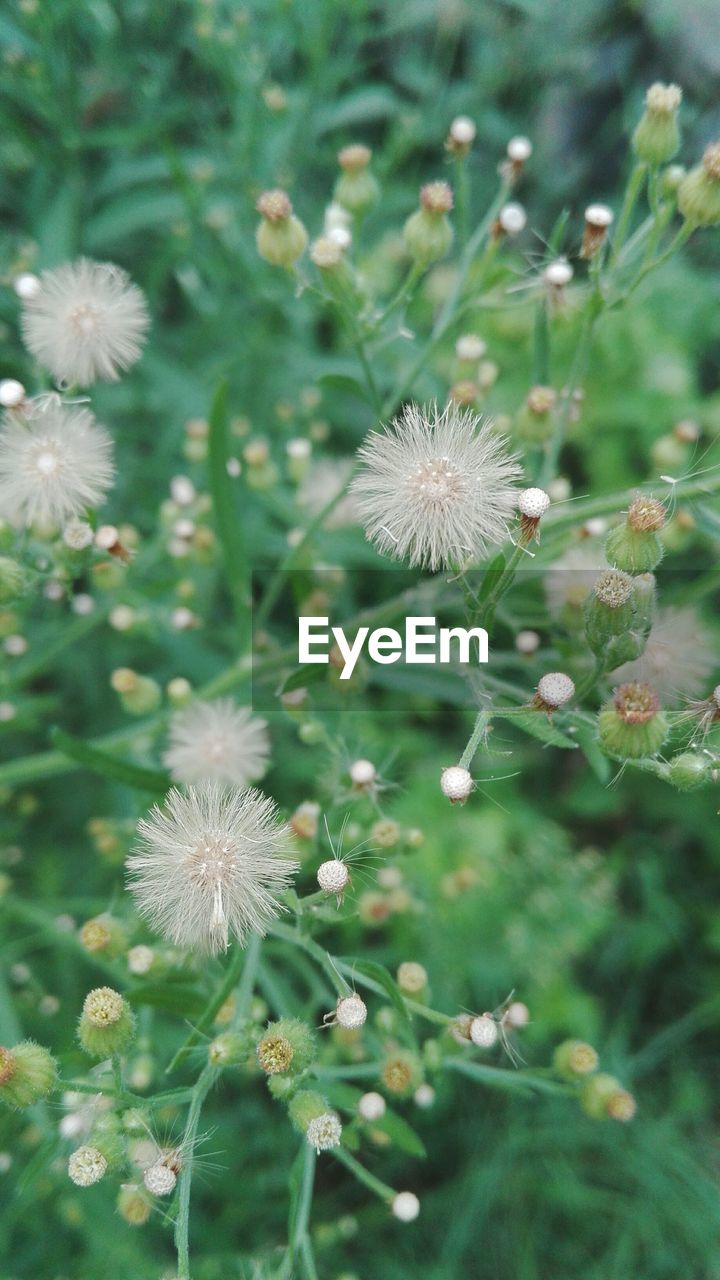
[646,82,682,115]
[599,682,668,760]
[396,962,427,995]
[553,1039,599,1080]
[392,1191,420,1222]
[306,1111,342,1153]
[358,1091,386,1122]
[469,1014,498,1049]
[317,858,350,895]
[533,672,575,712]
[527,385,557,415]
[0,379,26,408]
[606,497,666,573]
[581,204,613,258]
[68,1145,108,1187]
[256,190,292,221]
[668,752,710,792]
[498,202,527,236]
[83,986,125,1026]
[349,758,376,789]
[627,495,665,533]
[144,1161,177,1196]
[580,1073,636,1123]
[0,1041,57,1108]
[117,1185,152,1225]
[334,994,367,1030]
[338,143,371,171]
[80,914,126,958]
[440,766,473,804]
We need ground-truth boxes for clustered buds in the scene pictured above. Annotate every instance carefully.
[632,82,682,165]
[0,1040,57,1109]
[599,681,668,760]
[381,1049,422,1097]
[553,1039,599,1080]
[553,1040,635,1123]
[403,182,454,266]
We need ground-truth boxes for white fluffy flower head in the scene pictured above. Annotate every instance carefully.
[306,1112,342,1153]
[335,993,367,1029]
[358,1091,386,1121]
[470,1014,499,1048]
[317,859,349,895]
[0,397,114,529]
[536,672,575,708]
[392,1191,420,1222]
[68,1146,107,1187]
[163,699,270,787]
[352,402,521,571]
[21,258,149,386]
[440,765,473,803]
[144,1162,177,1196]
[127,784,297,954]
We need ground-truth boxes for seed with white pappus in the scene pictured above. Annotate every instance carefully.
[358,1091,386,1122]
[163,699,270,788]
[349,758,376,788]
[503,1001,530,1029]
[392,1191,420,1222]
[498,202,527,235]
[335,994,367,1030]
[14,273,40,300]
[470,1015,498,1048]
[440,766,473,804]
[535,672,575,710]
[507,136,532,163]
[143,1162,176,1196]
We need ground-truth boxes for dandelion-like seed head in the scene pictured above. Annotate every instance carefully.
[352,403,521,571]
[536,672,575,709]
[306,1112,342,1153]
[612,607,716,703]
[21,258,149,386]
[358,1091,386,1121]
[0,398,114,530]
[163,699,270,788]
[127,784,297,954]
[68,1145,107,1187]
[317,859,349,895]
[335,994,367,1029]
[470,1014,498,1048]
[144,1162,177,1196]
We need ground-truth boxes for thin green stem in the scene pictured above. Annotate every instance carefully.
[458,708,491,770]
[610,161,647,266]
[332,1146,395,1202]
[174,1062,216,1280]
[166,940,247,1075]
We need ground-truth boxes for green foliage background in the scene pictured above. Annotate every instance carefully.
[1,2,720,1278]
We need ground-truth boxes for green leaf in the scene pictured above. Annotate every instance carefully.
[207,380,251,652]
[690,502,720,542]
[321,1082,425,1156]
[315,87,401,133]
[317,372,373,404]
[49,728,170,793]
[572,719,611,782]
[278,664,328,696]
[476,554,506,604]
[127,983,207,1017]
[495,710,578,750]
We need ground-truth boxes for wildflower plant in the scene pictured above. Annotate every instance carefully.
[1,9,720,1280]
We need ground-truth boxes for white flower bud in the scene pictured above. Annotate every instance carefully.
[544,259,573,287]
[68,1146,107,1187]
[515,629,540,655]
[470,1014,498,1048]
[414,1083,436,1108]
[358,1091,386,1122]
[0,379,26,408]
[317,859,350,895]
[518,487,550,519]
[170,475,196,506]
[440,766,473,803]
[392,1191,420,1222]
[498,202,527,235]
[507,136,532,162]
[503,1001,530,1029]
[95,524,119,550]
[584,203,614,228]
[127,945,155,975]
[14,272,41,300]
[536,672,575,708]
[450,115,476,145]
[455,334,487,361]
[349,758,376,788]
[335,993,367,1029]
[144,1162,177,1196]
[306,1112,342,1153]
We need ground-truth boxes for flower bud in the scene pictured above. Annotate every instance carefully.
[678,142,720,227]
[532,672,575,713]
[553,1039,598,1080]
[598,682,668,760]
[403,182,454,267]
[208,1028,253,1068]
[584,570,634,654]
[580,1072,636,1122]
[0,1041,57,1108]
[440,765,473,804]
[381,1049,423,1097]
[255,190,308,267]
[605,496,665,573]
[68,1145,108,1187]
[581,204,614,258]
[334,994,367,1030]
[334,144,379,213]
[110,668,162,716]
[256,1019,316,1076]
[470,1015,498,1048]
[446,115,476,154]
[392,1190,420,1222]
[78,987,136,1058]
[306,1110,342,1152]
[79,914,127,959]
[632,83,682,165]
[669,752,711,791]
[117,1184,152,1225]
[515,385,557,443]
[517,487,550,542]
[288,1088,330,1134]
[358,1091,386,1122]
[396,962,427,995]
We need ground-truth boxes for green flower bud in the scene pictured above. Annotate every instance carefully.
[580,1072,636,1122]
[208,1027,254,1068]
[0,1041,57,1109]
[256,1019,316,1076]
[110,668,162,716]
[584,569,634,654]
[79,914,128,960]
[662,163,686,196]
[334,144,379,214]
[255,190,308,267]
[669,752,711,791]
[117,1184,152,1226]
[403,182,454,267]
[380,1049,423,1098]
[515,385,557,444]
[678,143,720,227]
[0,557,26,603]
[632,83,682,165]
[267,1073,296,1100]
[599,682,668,760]
[78,987,136,1058]
[605,496,665,573]
[288,1088,329,1134]
[553,1039,598,1080]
